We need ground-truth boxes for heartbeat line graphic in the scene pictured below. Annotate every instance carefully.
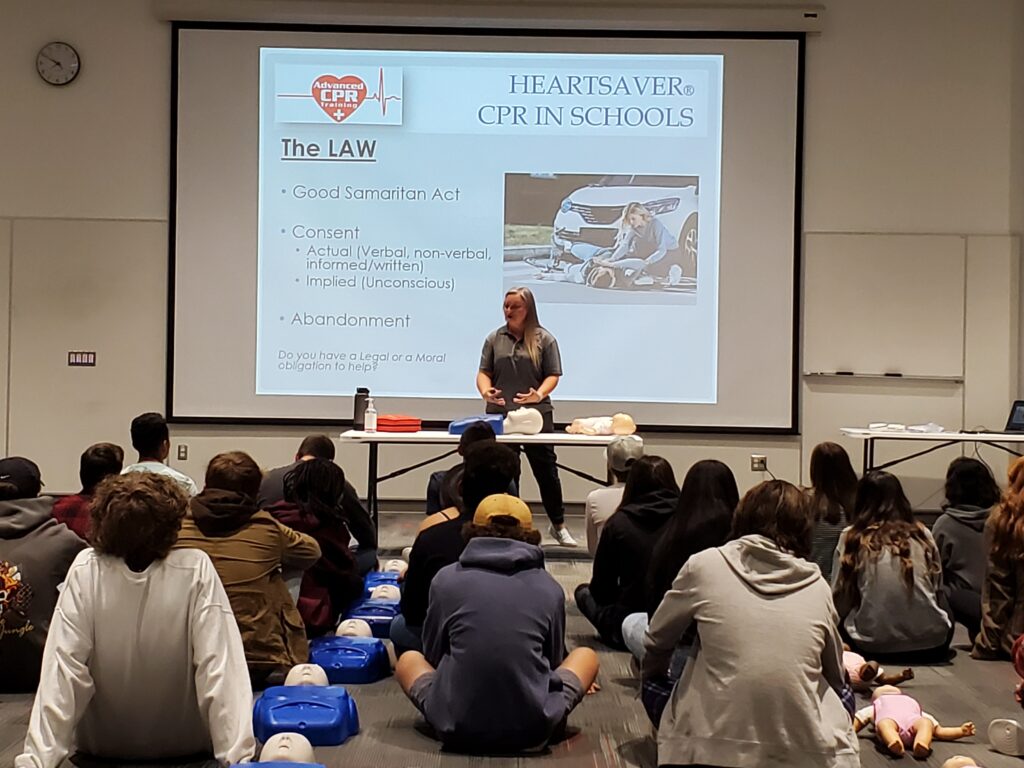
[365,68,402,117]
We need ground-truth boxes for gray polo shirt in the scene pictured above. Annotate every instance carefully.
[479,325,562,415]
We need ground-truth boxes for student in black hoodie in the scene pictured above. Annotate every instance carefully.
[0,456,86,692]
[574,455,679,648]
[934,457,1000,642]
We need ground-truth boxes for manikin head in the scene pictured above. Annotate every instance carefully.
[258,731,316,763]
[610,413,637,435]
[382,559,407,576]
[283,663,328,687]
[503,407,543,435]
[872,684,903,700]
[942,758,982,768]
[337,619,373,637]
[369,584,400,601]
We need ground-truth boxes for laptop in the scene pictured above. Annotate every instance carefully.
[1005,401,1024,432]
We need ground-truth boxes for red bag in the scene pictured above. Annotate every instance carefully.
[377,414,422,432]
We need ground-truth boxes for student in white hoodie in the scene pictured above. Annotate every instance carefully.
[643,479,858,768]
[16,473,256,768]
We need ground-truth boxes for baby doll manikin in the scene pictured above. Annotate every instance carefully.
[283,663,329,687]
[842,647,913,692]
[853,685,975,758]
[259,731,317,763]
[565,413,636,436]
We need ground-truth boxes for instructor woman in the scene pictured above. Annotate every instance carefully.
[477,287,575,546]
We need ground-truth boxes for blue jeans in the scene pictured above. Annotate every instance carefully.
[389,613,423,656]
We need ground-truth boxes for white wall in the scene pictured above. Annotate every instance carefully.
[1,0,1021,503]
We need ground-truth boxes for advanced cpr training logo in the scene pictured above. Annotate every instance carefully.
[0,559,33,638]
[277,66,402,126]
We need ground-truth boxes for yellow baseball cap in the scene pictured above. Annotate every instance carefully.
[472,493,533,530]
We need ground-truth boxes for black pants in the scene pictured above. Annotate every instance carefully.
[947,587,982,644]
[574,584,625,649]
[511,410,564,526]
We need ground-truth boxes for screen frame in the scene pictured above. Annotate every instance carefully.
[167,21,805,434]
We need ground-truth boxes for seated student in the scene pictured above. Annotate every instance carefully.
[806,441,858,580]
[395,442,519,655]
[422,420,517,526]
[975,456,1024,659]
[396,494,599,753]
[267,458,364,636]
[51,442,124,541]
[574,455,678,649]
[259,434,377,575]
[121,412,198,496]
[934,457,999,643]
[0,457,87,693]
[174,451,321,686]
[15,473,255,767]
[643,480,858,767]
[620,459,738,664]
[832,471,952,660]
[585,434,644,554]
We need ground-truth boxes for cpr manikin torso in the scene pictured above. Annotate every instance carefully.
[258,731,316,763]
[284,663,329,687]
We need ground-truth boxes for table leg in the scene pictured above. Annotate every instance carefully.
[368,443,379,529]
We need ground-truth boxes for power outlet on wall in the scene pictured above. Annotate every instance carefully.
[750,454,767,472]
[177,444,188,461]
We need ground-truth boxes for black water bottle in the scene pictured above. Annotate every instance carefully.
[353,388,370,429]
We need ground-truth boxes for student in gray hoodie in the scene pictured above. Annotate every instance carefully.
[395,494,599,753]
[0,457,86,692]
[832,471,952,660]
[643,479,858,768]
[933,457,999,642]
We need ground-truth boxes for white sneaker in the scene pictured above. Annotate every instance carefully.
[549,525,578,547]
[989,718,1024,756]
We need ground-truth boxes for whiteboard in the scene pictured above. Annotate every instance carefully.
[803,234,965,377]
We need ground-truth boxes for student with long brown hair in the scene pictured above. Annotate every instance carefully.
[974,456,1024,659]
[477,287,574,546]
[832,471,951,660]
[806,441,858,580]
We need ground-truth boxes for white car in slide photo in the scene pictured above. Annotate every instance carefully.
[551,174,699,263]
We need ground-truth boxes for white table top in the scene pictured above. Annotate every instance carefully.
[841,428,1024,442]
[339,429,620,446]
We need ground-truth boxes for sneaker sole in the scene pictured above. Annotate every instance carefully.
[989,718,1024,756]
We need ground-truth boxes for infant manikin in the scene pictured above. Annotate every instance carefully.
[842,647,913,692]
[369,584,401,601]
[503,407,543,435]
[853,685,975,758]
[382,559,408,576]
[942,758,983,768]
[565,412,637,436]
[259,731,316,763]
[283,663,329,687]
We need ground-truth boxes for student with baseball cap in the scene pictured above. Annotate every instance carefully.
[395,493,599,753]
[0,456,86,692]
[585,435,644,554]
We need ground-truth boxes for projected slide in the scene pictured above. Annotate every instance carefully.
[257,48,722,403]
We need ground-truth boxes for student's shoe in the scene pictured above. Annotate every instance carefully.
[989,718,1024,756]
[549,525,578,548]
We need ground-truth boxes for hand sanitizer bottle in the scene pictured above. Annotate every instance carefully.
[364,397,378,433]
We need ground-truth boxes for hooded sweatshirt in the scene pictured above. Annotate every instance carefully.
[830,527,951,653]
[0,497,86,692]
[644,535,859,768]
[175,490,321,670]
[932,504,990,593]
[589,487,677,630]
[420,537,569,752]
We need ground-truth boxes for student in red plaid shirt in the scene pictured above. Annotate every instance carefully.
[51,443,123,541]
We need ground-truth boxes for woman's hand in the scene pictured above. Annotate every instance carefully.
[483,387,505,406]
[513,387,542,404]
